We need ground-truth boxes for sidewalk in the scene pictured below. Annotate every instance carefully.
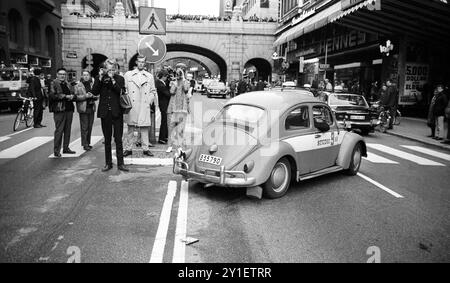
[385,117,450,151]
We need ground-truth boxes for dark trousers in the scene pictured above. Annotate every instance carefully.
[34,99,44,126]
[101,111,124,166]
[159,108,168,142]
[79,112,95,147]
[389,107,396,128]
[53,111,73,153]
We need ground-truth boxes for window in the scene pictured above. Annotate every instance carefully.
[313,105,333,126]
[29,19,41,50]
[8,9,24,45]
[285,106,310,130]
[45,26,56,58]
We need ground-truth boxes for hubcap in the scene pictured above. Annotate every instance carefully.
[271,163,288,193]
[353,146,361,170]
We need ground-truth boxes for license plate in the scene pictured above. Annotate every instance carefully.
[199,154,222,166]
[350,115,366,120]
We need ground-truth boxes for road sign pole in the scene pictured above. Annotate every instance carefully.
[149,62,157,144]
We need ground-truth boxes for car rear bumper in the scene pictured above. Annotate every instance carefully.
[173,158,256,187]
[338,120,375,131]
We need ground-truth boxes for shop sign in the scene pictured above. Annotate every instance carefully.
[66,51,78,59]
[319,64,330,69]
[30,57,39,66]
[400,63,429,105]
[318,30,366,55]
[13,54,28,64]
[292,7,316,25]
[296,48,316,58]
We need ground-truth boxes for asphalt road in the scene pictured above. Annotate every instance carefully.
[0,93,449,263]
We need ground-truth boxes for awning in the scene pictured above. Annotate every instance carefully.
[273,1,342,47]
[329,0,376,23]
[329,0,450,45]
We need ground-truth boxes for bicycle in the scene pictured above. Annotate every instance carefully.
[13,94,36,131]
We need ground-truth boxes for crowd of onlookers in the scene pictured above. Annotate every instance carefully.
[68,12,277,23]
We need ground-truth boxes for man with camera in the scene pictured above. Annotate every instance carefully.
[166,68,191,153]
[91,59,128,172]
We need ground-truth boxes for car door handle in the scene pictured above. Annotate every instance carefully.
[315,134,322,138]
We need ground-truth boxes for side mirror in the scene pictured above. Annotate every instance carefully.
[314,119,330,132]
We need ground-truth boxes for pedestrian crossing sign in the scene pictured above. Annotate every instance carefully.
[139,7,166,35]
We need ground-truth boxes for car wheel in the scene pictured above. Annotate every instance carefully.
[263,158,291,199]
[345,143,362,176]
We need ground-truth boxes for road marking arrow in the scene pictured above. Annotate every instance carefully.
[145,42,159,56]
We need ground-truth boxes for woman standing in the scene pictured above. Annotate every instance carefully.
[75,70,98,151]
[166,68,191,153]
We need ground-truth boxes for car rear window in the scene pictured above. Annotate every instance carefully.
[329,94,368,107]
[216,104,265,133]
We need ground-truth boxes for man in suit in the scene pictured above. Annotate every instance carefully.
[91,60,128,172]
[28,68,46,128]
[49,68,76,157]
[156,69,171,144]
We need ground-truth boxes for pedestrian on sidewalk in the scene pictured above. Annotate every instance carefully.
[427,89,437,138]
[49,68,76,157]
[28,69,46,128]
[433,84,448,141]
[441,85,450,145]
[156,69,171,145]
[123,55,157,157]
[91,59,128,172]
[75,70,98,151]
[385,80,399,130]
[166,68,191,153]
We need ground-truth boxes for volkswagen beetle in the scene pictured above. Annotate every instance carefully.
[174,90,367,199]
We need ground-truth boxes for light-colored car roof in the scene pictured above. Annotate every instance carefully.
[226,90,320,113]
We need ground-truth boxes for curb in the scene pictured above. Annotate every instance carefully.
[385,131,450,152]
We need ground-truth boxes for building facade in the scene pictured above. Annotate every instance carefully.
[61,2,276,82]
[0,0,64,75]
[274,0,450,116]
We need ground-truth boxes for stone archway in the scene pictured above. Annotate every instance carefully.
[81,53,108,78]
[244,58,272,82]
[166,44,228,82]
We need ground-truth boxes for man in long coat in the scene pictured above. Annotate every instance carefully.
[123,55,157,157]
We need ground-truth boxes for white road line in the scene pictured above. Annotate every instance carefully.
[49,136,103,158]
[6,127,33,137]
[149,181,178,263]
[173,180,189,263]
[112,155,174,166]
[0,137,11,143]
[367,144,445,166]
[0,137,53,159]
[357,173,404,198]
[401,145,450,162]
[364,152,399,164]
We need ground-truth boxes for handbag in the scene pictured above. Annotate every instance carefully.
[120,90,132,114]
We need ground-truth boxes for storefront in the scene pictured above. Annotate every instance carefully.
[274,0,450,116]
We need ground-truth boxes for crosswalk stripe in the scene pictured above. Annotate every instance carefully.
[0,137,11,143]
[49,136,103,158]
[0,137,53,159]
[367,144,445,166]
[401,145,450,162]
[364,152,399,164]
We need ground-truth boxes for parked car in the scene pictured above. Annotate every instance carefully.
[325,92,376,136]
[206,81,229,98]
[174,90,367,199]
[0,67,30,111]
[282,81,296,89]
